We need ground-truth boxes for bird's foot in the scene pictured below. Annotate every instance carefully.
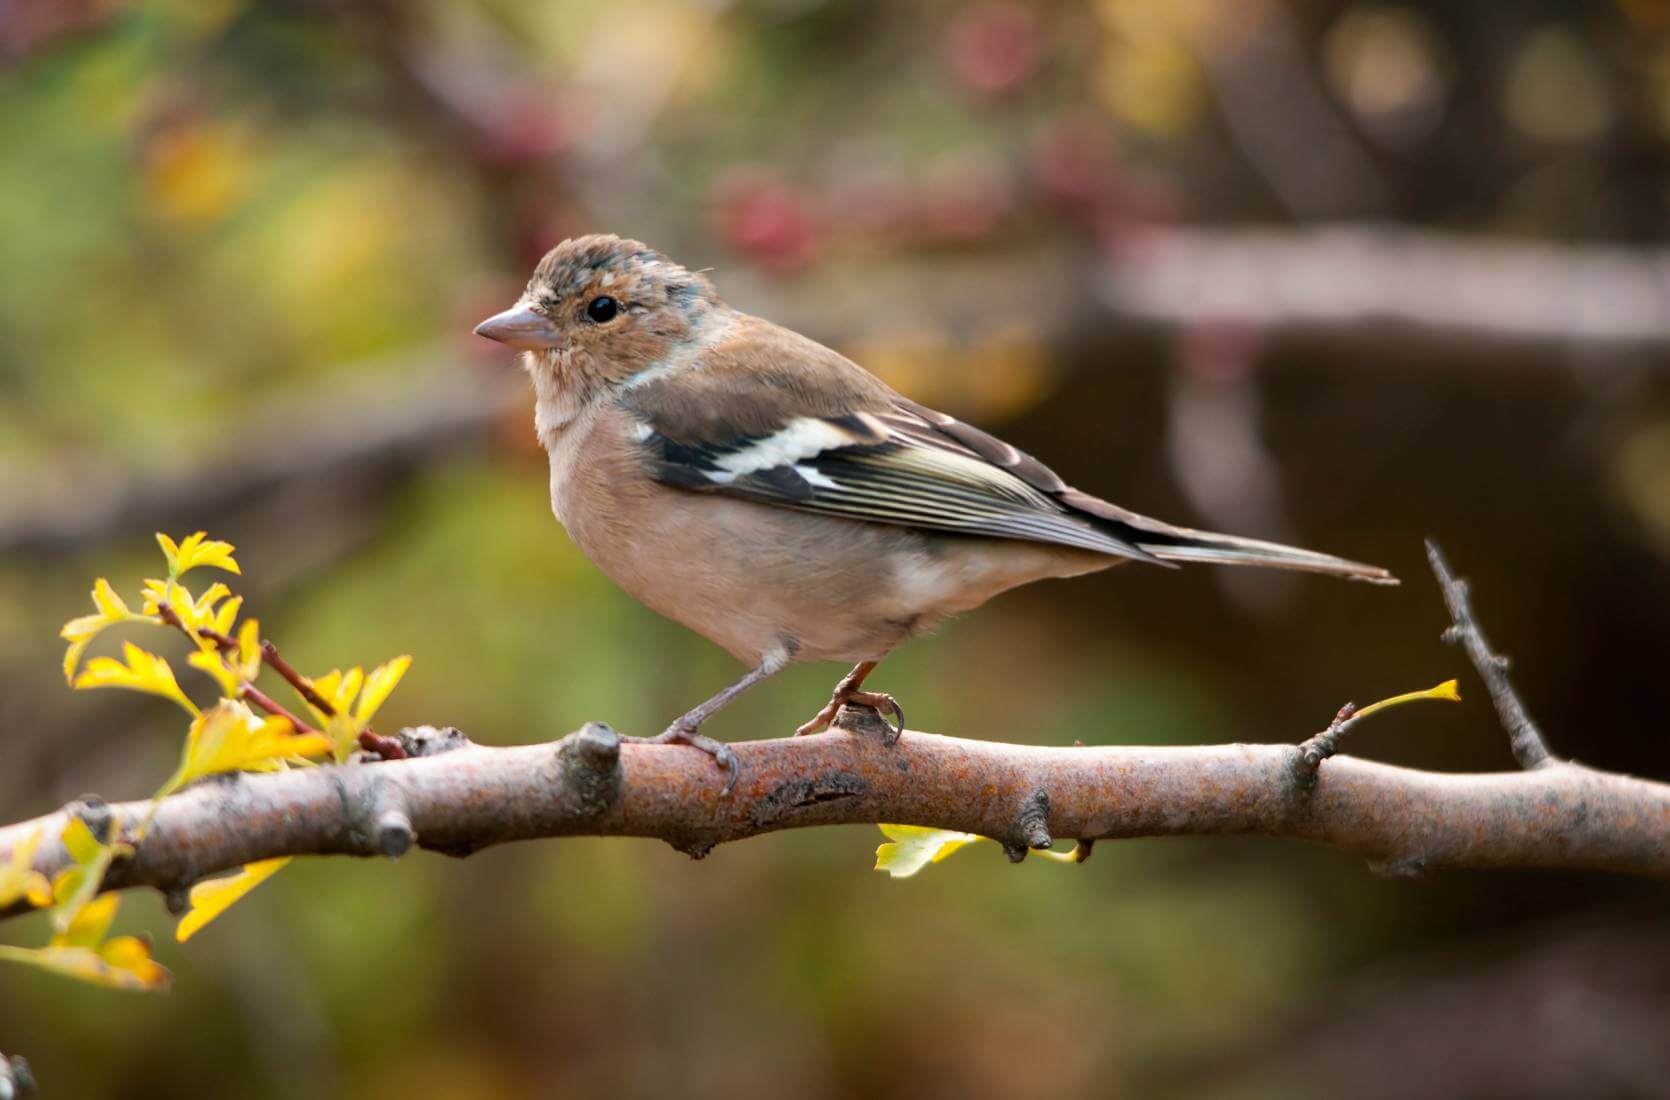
[796,689,905,743]
[620,724,740,795]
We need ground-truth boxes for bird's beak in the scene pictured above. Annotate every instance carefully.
[473,306,561,350]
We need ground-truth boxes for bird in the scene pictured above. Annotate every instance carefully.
[474,234,1395,791]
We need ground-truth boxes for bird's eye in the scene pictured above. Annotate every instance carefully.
[586,296,619,324]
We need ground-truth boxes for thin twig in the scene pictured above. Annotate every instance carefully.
[240,685,318,736]
[1425,539,1556,769]
[157,600,402,755]
[159,599,319,733]
[1296,702,1361,771]
[154,602,223,649]
[259,641,333,717]
[259,640,404,759]
[356,730,408,761]
[192,624,237,651]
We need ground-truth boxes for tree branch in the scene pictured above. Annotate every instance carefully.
[2,541,1668,915]
[1426,539,1556,770]
[1098,227,1670,350]
[0,710,1667,923]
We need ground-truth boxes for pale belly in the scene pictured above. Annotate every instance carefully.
[546,411,1113,666]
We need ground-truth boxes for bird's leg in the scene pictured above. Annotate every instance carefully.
[795,660,904,741]
[621,654,787,795]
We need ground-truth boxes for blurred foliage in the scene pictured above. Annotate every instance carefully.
[0,0,1668,1096]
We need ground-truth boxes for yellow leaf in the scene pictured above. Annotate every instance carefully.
[0,883,173,992]
[237,619,261,678]
[146,578,234,633]
[60,818,101,865]
[140,578,171,615]
[356,655,411,723]
[156,532,181,574]
[325,713,362,765]
[283,733,333,761]
[50,817,132,934]
[874,824,989,878]
[175,857,291,942]
[212,594,243,637]
[0,828,52,909]
[60,613,105,642]
[191,582,230,622]
[339,667,364,711]
[305,666,367,735]
[168,531,240,576]
[1353,679,1462,722]
[0,942,170,993]
[162,702,329,796]
[186,649,241,699]
[98,935,170,990]
[75,642,199,716]
[1028,844,1090,864]
[91,577,129,620]
[62,634,92,686]
[57,892,118,949]
[305,668,345,726]
[61,578,155,683]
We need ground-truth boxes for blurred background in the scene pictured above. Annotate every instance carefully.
[2,0,1669,1096]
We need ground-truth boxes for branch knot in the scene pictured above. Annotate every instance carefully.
[1004,787,1052,862]
[555,722,623,819]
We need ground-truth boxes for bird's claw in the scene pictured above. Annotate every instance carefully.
[621,724,741,795]
[797,690,904,742]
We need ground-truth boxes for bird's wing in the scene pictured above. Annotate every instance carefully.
[881,396,1394,581]
[621,318,1395,582]
[619,320,1159,560]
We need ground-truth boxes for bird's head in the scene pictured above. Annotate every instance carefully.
[474,235,724,397]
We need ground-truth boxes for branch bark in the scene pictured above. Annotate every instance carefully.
[1,712,1668,922]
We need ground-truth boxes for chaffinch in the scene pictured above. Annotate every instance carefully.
[475,234,1395,790]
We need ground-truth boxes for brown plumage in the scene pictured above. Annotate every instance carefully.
[476,234,1396,790]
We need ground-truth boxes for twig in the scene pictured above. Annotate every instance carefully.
[157,600,401,755]
[1296,702,1361,772]
[239,685,317,737]
[356,730,408,761]
[259,640,405,761]
[259,641,333,717]
[1425,540,1556,769]
[193,625,237,651]
[158,599,320,734]
[156,603,236,652]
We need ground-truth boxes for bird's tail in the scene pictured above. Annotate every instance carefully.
[1052,488,1396,583]
[1134,526,1397,584]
